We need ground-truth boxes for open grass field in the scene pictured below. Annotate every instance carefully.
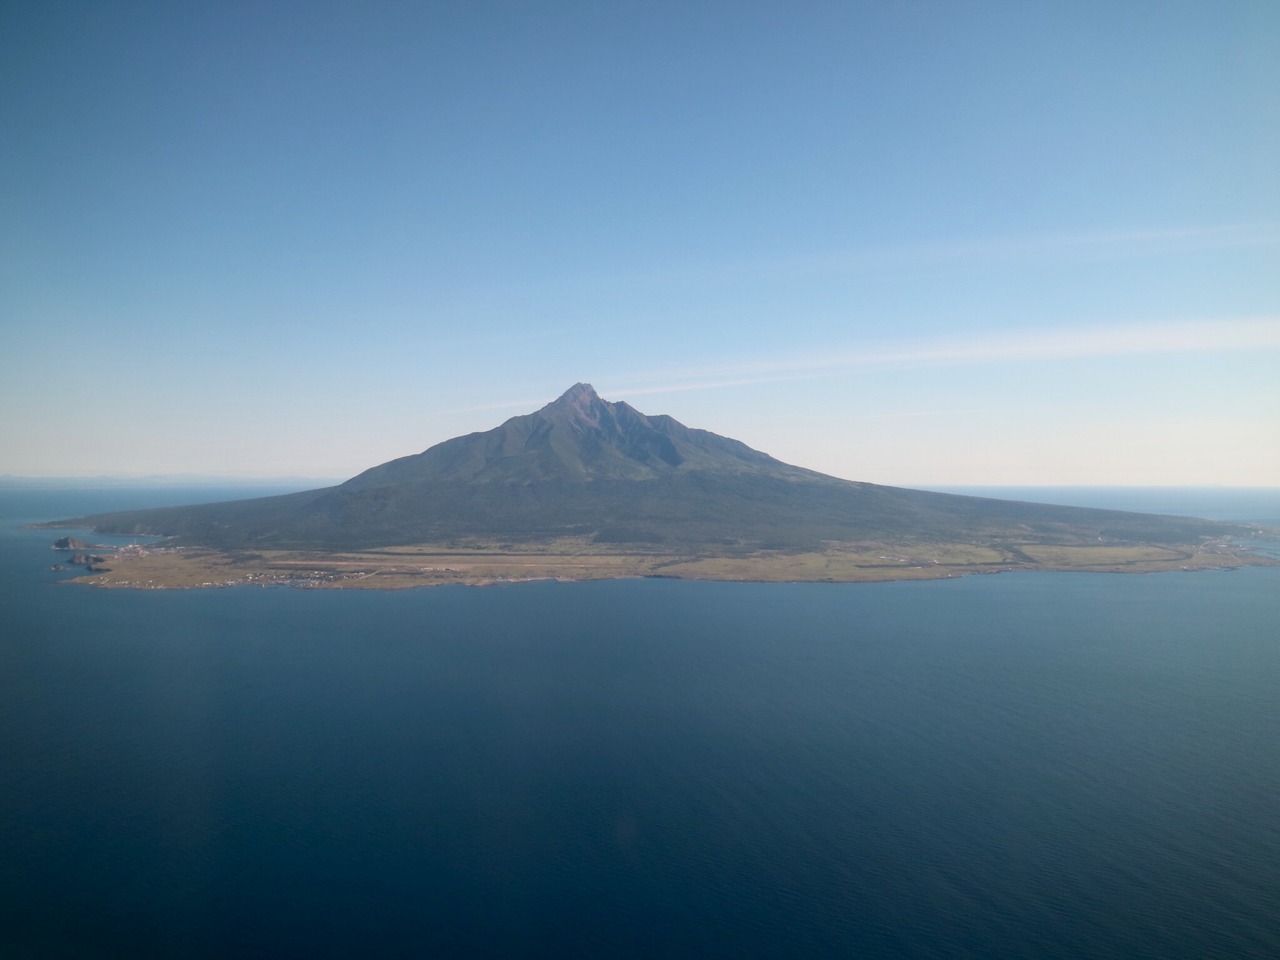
[67,535,1270,590]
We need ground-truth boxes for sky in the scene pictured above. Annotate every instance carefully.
[2,0,1278,486]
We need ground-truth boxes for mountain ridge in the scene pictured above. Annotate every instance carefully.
[343,383,821,489]
[47,384,1245,552]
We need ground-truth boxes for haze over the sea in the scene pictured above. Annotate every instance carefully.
[2,3,1277,486]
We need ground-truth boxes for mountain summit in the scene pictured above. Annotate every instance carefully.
[343,382,808,489]
[60,384,1240,552]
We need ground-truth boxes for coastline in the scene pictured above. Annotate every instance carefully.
[53,535,1276,591]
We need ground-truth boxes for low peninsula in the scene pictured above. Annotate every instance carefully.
[42,384,1275,590]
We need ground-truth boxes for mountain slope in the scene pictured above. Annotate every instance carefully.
[343,382,819,488]
[56,384,1242,551]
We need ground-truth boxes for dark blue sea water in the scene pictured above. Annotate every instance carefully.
[3,489,1279,958]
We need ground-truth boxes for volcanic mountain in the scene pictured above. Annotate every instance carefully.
[60,383,1238,551]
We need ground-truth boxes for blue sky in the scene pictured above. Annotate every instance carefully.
[3,1,1277,485]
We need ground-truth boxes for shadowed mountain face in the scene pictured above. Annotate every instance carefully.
[59,384,1241,550]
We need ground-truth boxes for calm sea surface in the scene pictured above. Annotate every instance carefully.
[3,488,1279,958]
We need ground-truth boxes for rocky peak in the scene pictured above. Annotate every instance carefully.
[555,382,599,404]
[546,382,611,430]
[548,381,600,410]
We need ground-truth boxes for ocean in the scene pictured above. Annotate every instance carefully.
[2,487,1278,958]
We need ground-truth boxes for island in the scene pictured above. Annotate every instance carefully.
[41,384,1276,590]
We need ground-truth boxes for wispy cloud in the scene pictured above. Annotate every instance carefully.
[607,317,1280,399]
[437,317,1280,415]
[874,222,1280,267]
[620,222,1280,286]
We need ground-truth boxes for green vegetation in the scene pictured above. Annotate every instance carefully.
[71,535,1267,591]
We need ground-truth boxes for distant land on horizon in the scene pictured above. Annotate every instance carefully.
[39,384,1275,589]
[0,474,345,489]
